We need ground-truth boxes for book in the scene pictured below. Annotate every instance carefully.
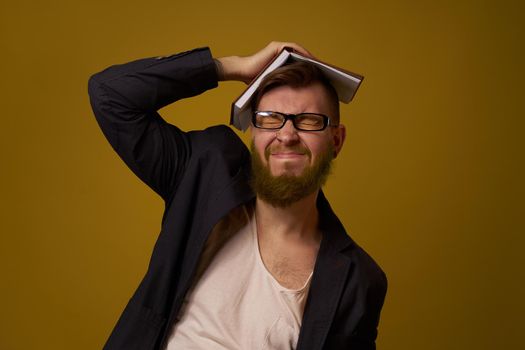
[229,49,364,131]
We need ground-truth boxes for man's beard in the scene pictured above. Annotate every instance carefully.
[250,141,334,208]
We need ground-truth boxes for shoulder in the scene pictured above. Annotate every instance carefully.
[188,125,248,155]
[317,193,387,293]
[348,243,387,293]
[184,124,251,177]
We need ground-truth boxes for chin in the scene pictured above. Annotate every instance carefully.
[269,161,308,177]
[270,167,305,177]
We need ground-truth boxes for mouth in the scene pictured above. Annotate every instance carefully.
[266,145,311,161]
[270,152,306,159]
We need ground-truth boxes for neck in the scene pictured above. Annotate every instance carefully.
[255,190,321,245]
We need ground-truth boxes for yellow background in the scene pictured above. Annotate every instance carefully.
[1,0,523,348]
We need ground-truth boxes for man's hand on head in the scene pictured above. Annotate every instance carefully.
[215,41,313,84]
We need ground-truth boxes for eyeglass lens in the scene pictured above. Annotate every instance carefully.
[254,111,326,131]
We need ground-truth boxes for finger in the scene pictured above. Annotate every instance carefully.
[273,42,315,59]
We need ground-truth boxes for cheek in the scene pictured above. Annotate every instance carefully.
[252,131,276,150]
[251,135,273,162]
[307,140,333,161]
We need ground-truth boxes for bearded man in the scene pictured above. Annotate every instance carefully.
[88,42,387,350]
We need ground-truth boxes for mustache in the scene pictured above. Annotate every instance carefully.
[264,145,312,160]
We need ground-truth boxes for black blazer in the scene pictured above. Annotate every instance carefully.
[88,47,387,350]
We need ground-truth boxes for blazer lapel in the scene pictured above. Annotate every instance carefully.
[296,192,354,350]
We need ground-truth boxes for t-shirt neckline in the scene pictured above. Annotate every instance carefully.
[250,212,314,294]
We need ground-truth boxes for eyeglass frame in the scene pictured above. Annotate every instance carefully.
[252,110,338,131]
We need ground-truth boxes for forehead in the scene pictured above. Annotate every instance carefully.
[256,82,333,115]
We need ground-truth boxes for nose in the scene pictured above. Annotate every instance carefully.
[276,119,299,144]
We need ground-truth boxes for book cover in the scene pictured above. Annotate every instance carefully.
[230,49,364,131]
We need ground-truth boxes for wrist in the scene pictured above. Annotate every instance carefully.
[215,56,245,82]
[214,58,225,81]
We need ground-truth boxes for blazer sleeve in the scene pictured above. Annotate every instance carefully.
[87,47,219,201]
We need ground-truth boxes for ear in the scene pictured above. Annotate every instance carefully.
[331,124,346,158]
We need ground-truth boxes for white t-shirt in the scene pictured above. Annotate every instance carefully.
[165,207,312,349]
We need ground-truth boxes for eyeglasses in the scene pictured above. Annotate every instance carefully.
[252,111,337,131]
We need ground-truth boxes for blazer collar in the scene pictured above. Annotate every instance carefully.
[296,190,355,350]
[316,190,354,251]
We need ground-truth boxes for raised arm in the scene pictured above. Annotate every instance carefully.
[88,47,218,200]
[87,43,312,201]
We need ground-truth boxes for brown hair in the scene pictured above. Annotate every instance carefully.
[251,61,340,124]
